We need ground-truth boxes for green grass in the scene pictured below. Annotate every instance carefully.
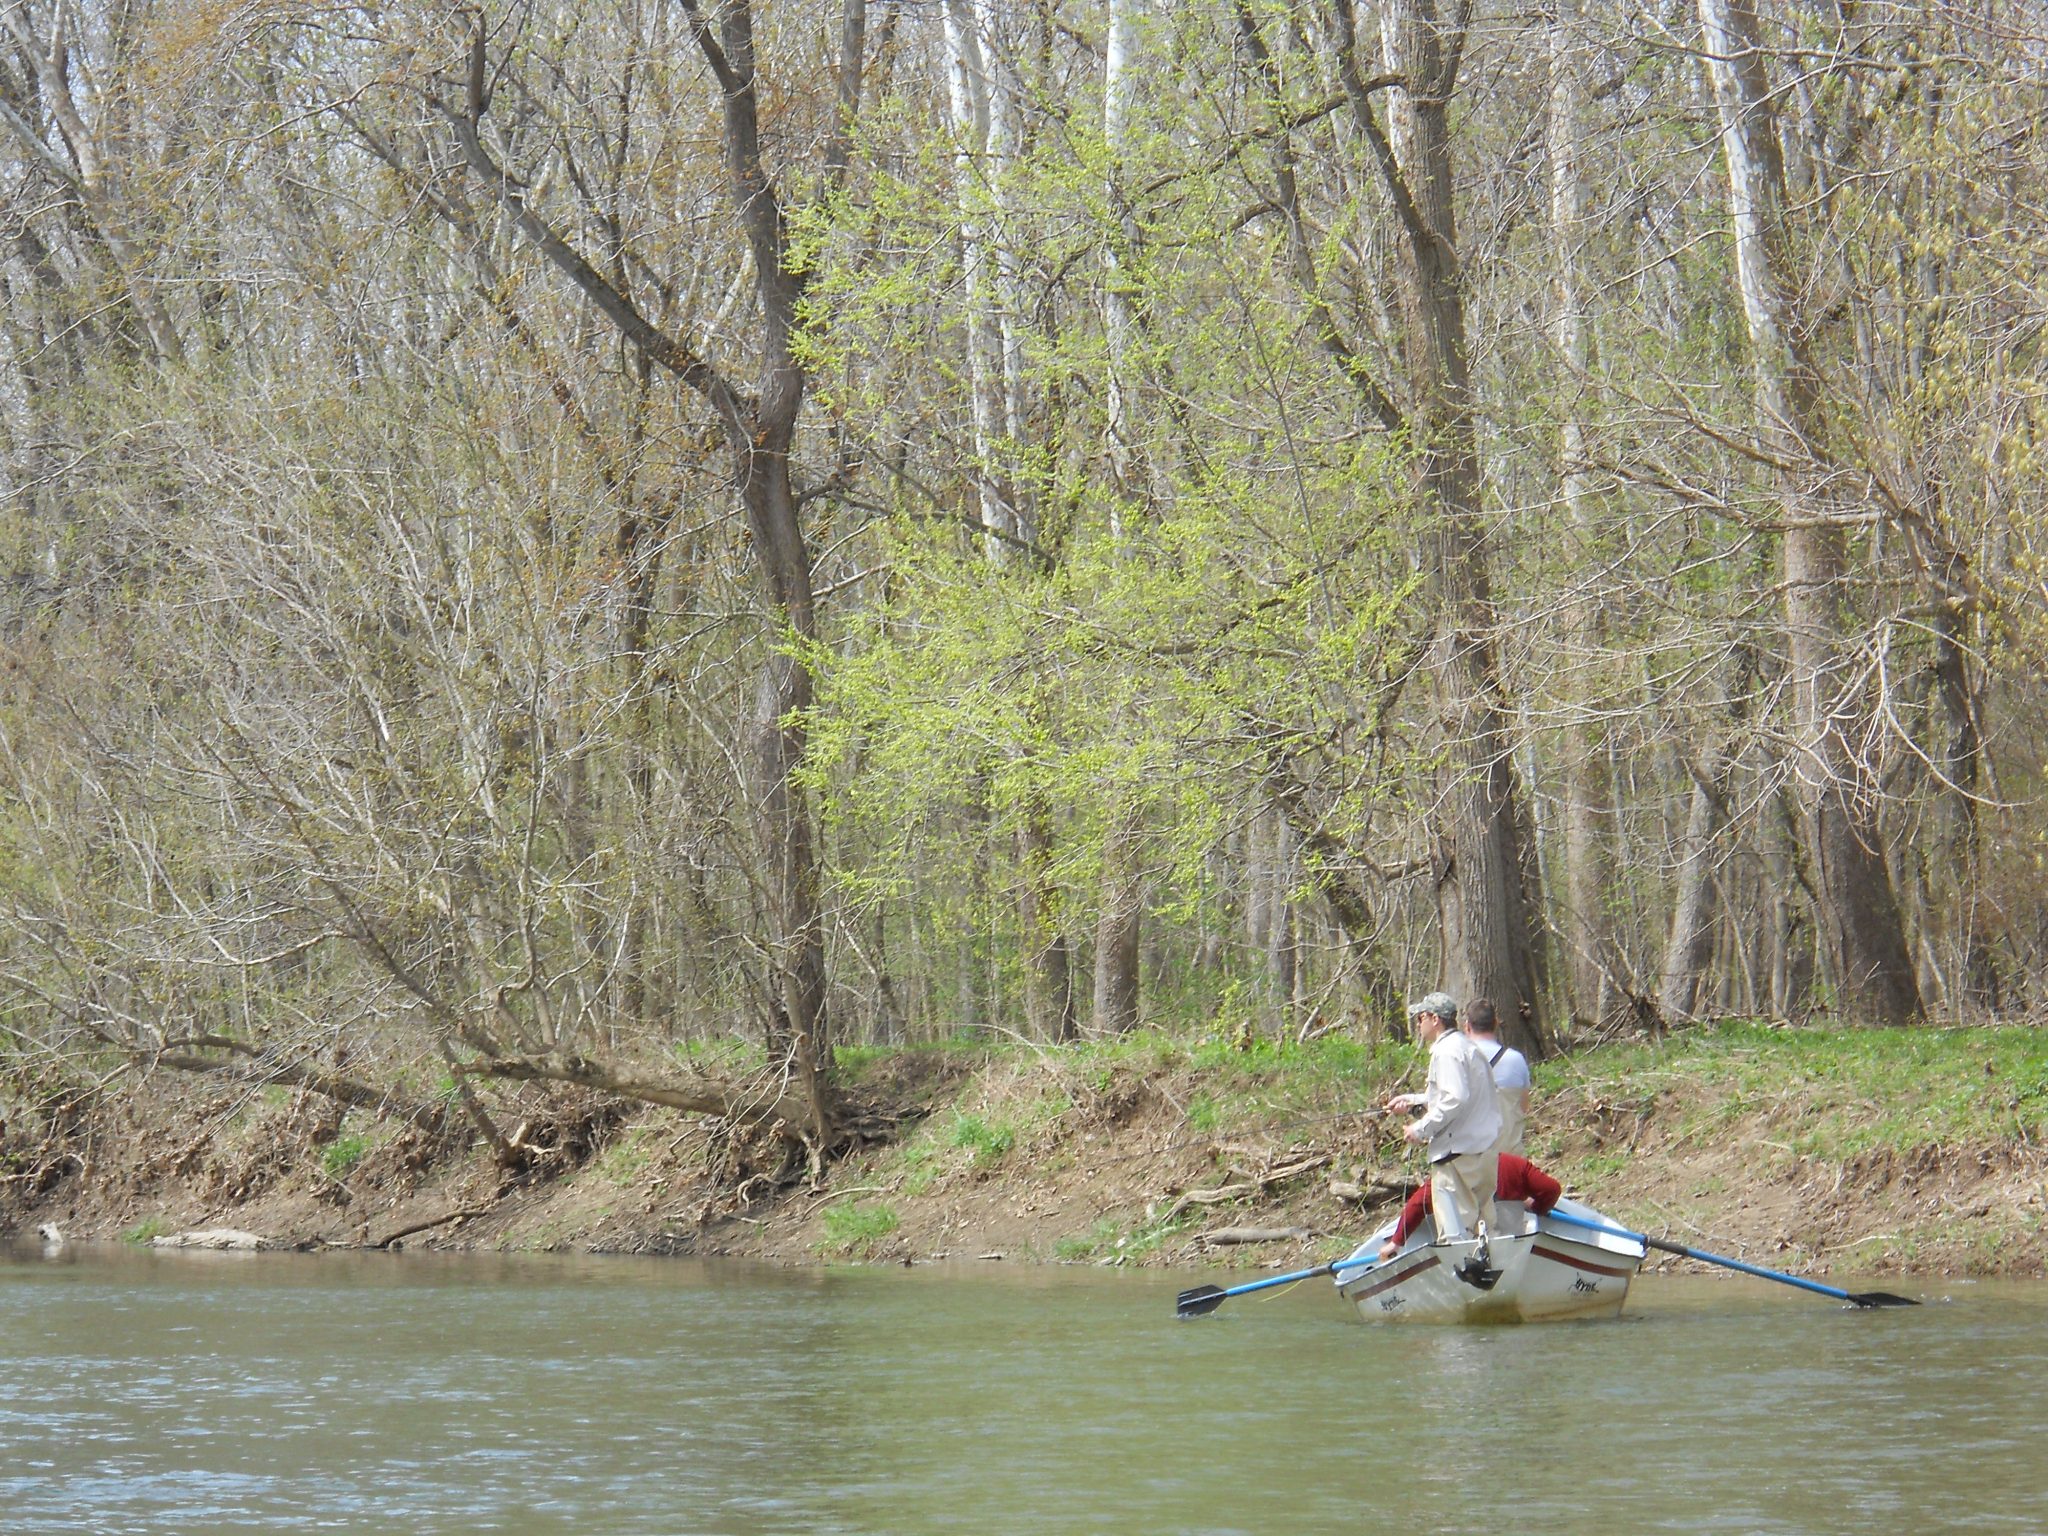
[827,1030,1416,1137]
[947,1112,1016,1164]
[320,1132,369,1180]
[593,1125,654,1184]
[1051,1208,1201,1264]
[1547,1021,2048,1157]
[819,1200,900,1258]
[1576,1149,1632,1180]
[886,1137,941,1196]
[1050,1029,1416,1143]
[670,1036,769,1074]
[834,1037,993,1079]
[814,1022,2044,1274]
[122,1214,172,1245]
[1072,1027,1406,1082]
[1053,1217,1125,1261]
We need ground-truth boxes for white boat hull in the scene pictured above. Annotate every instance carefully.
[1334,1197,1647,1324]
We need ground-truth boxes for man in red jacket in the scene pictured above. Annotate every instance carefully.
[1377,1153,1564,1260]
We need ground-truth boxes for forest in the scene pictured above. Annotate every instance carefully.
[2,0,2045,1163]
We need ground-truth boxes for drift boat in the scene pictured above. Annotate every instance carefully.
[1330,1195,1647,1324]
[1176,1192,1917,1322]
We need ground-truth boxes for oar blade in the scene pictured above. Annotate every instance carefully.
[1847,1290,1919,1308]
[1175,1284,1228,1319]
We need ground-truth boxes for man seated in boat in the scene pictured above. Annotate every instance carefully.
[1377,1153,1564,1260]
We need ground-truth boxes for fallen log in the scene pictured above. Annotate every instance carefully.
[1202,1226,1311,1246]
[152,1228,268,1250]
[150,1038,442,1131]
[1328,1172,1410,1205]
[1155,1151,1333,1225]
[373,1204,501,1249]
[464,1051,822,1141]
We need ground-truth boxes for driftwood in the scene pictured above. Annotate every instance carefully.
[372,1204,501,1249]
[152,1228,268,1250]
[1155,1151,1332,1225]
[1328,1171,1411,1205]
[464,1052,820,1139]
[1202,1226,1312,1245]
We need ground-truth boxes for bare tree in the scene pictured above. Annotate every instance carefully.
[1695,0,1920,1024]
[416,5,885,1135]
[1327,0,1549,1055]
[1545,0,1621,1027]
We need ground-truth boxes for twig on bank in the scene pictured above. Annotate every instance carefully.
[807,1184,890,1204]
[1152,1151,1333,1225]
[372,1204,499,1249]
[1201,1226,1312,1245]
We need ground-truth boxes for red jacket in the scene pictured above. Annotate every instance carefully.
[1389,1153,1562,1244]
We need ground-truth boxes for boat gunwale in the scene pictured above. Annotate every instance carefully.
[1332,1201,1649,1322]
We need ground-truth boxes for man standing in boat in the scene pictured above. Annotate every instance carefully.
[1384,991,1502,1243]
[1463,997,1532,1155]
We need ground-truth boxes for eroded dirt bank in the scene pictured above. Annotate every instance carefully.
[6,1027,2045,1280]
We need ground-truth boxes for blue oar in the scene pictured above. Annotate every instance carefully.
[1544,1208,1917,1308]
[1175,1252,1376,1318]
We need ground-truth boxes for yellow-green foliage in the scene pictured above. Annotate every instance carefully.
[1544,1022,2048,1157]
[819,1201,900,1259]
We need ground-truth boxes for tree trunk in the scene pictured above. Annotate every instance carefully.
[941,0,1017,555]
[1104,0,1141,522]
[1019,780,1077,1041]
[1696,0,1920,1025]
[432,6,853,1137]
[1088,0,1145,1038]
[1659,755,1725,1023]
[1265,809,1298,1024]
[1334,0,1549,1059]
[1931,605,1998,1012]
[1091,814,1143,1036]
[1765,786,1815,1017]
[1547,0,1617,1029]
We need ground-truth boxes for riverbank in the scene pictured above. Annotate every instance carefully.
[6,1022,2045,1278]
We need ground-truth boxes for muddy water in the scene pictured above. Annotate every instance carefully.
[2,1243,2041,1535]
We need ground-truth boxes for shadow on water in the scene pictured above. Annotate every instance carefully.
[2,1243,2042,1535]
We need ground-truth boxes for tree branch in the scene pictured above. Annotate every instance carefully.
[1326,0,1456,275]
[1236,0,1405,432]
[149,1038,442,1131]
[432,23,750,439]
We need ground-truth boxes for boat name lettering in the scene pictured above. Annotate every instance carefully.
[1572,1277,1601,1294]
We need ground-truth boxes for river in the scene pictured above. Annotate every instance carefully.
[2,1242,2041,1534]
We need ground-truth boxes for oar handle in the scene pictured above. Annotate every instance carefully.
[1543,1208,1854,1303]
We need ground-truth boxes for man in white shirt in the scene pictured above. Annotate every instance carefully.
[1463,996,1532,1155]
[1384,991,1501,1240]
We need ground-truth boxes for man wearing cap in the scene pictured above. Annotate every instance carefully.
[1384,992,1501,1241]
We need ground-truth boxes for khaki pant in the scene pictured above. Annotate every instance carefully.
[1492,1102,1525,1157]
[1429,1151,1500,1240]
